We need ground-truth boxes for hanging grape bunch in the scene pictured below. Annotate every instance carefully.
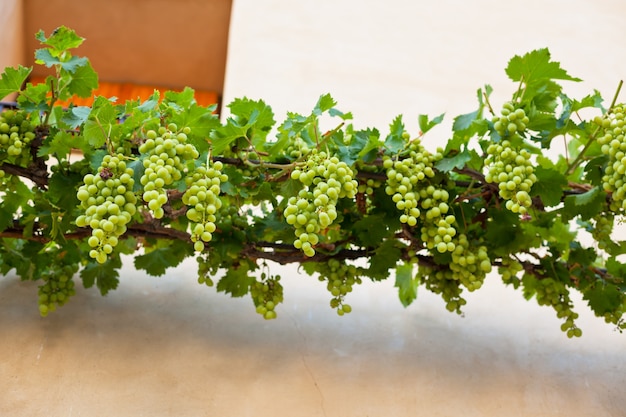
[0,109,36,167]
[595,104,626,211]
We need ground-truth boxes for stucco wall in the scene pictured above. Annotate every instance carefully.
[0,0,24,101]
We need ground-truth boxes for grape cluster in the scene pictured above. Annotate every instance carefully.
[492,101,530,137]
[285,150,358,256]
[485,140,537,214]
[196,254,215,287]
[183,160,228,252]
[418,264,466,313]
[138,124,199,219]
[0,109,36,166]
[418,186,457,254]
[250,272,283,320]
[37,265,78,317]
[448,234,491,291]
[284,135,311,159]
[590,213,615,252]
[383,137,441,227]
[525,276,582,338]
[76,154,137,264]
[498,256,524,285]
[316,258,362,316]
[595,104,626,211]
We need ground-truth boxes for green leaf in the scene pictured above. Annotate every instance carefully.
[35,26,85,55]
[83,97,117,148]
[367,239,403,281]
[562,186,606,221]
[418,113,445,134]
[34,48,88,73]
[395,262,418,307]
[384,115,405,153]
[505,48,581,84]
[134,240,193,277]
[66,61,98,98]
[532,166,568,207]
[0,65,32,100]
[216,264,254,297]
[80,258,120,296]
[435,149,475,173]
[584,283,623,316]
[352,213,390,247]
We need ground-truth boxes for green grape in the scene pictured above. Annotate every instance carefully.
[250,272,283,320]
[523,275,582,337]
[383,136,443,227]
[588,212,615,252]
[418,263,467,314]
[485,102,536,214]
[196,254,215,287]
[37,264,78,316]
[0,109,36,167]
[418,185,457,253]
[595,104,626,211]
[314,258,362,315]
[492,102,530,137]
[485,139,537,215]
[448,234,491,291]
[76,154,137,264]
[139,123,199,218]
[498,256,524,285]
[284,135,311,159]
[285,150,358,257]
[183,159,228,251]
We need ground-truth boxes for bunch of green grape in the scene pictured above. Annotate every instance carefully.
[250,272,283,320]
[418,186,457,254]
[285,150,358,256]
[498,256,524,285]
[595,104,626,211]
[183,160,228,252]
[492,101,530,137]
[138,124,199,219]
[484,140,537,214]
[316,258,362,316]
[448,234,491,291]
[37,264,78,317]
[0,109,36,167]
[196,254,215,287]
[589,213,615,252]
[418,263,466,314]
[383,136,442,227]
[76,154,137,264]
[486,102,536,214]
[524,276,582,338]
[284,135,311,159]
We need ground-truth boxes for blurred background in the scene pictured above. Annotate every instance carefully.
[1,1,626,416]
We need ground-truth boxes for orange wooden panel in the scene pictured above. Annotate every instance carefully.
[27,76,219,109]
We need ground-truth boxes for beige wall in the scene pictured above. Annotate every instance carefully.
[23,0,232,94]
[0,0,25,101]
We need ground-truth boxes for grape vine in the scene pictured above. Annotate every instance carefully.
[0,27,625,338]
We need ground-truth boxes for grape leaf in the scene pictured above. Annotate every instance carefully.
[584,283,623,316]
[352,213,390,247]
[505,48,581,84]
[0,179,31,231]
[80,258,120,296]
[34,49,88,73]
[83,97,117,148]
[0,65,32,100]
[134,240,192,277]
[216,263,254,297]
[532,166,568,207]
[562,186,605,221]
[66,62,98,98]
[35,26,84,55]
[435,149,476,173]
[384,115,406,153]
[395,262,418,307]
[367,239,403,281]
[418,113,445,134]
